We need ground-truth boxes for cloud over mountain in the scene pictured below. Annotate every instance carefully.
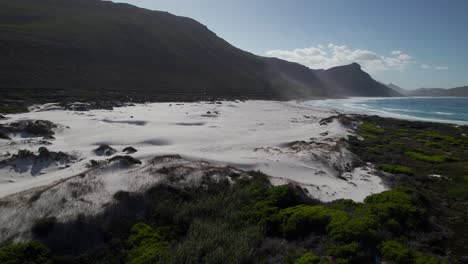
[266,44,413,72]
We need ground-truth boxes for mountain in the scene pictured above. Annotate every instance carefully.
[387,83,408,95]
[314,63,400,97]
[407,86,468,97]
[0,0,398,109]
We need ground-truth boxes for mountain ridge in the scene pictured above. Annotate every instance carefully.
[387,84,468,97]
[0,0,398,112]
[407,86,468,97]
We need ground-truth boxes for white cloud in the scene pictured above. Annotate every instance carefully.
[421,64,431,69]
[435,66,449,70]
[265,44,413,72]
[420,64,449,71]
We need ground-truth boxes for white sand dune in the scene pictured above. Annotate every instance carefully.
[0,100,386,202]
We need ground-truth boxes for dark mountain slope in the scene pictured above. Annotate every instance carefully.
[314,63,400,97]
[387,83,408,95]
[0,0,274,98]
[0,0,398,109]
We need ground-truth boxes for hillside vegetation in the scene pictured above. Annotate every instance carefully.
[0,172,450,264]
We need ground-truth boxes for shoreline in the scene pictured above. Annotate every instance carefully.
[305,97,468,125]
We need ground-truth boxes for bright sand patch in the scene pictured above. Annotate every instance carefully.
[0,101,387,202]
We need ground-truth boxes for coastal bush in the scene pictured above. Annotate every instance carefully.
[0,152,455,263]
[327,214,379,243]
[169,219,262,264]
[265,205,341,237]
[378,164,414,175]
[0,241,51,264]
[447,175,468,200]
[405,151,451,163]
[379,240,412,264]
[294,252,320,264]
[346,116,467,263]
[359,122,385,134]
[126,223,169,264]
[413,252,446,264]
[0,105,28,114]
[328,242,365,264]
[379,240,447,264]
[363,188,423,227]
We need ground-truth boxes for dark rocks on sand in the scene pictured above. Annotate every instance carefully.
[0,131,10,140]
[0,148,76,175]
[36,147,74,162]
[38,147,50,156]
[108,155,142,166]
[123,146,138,154]
[43,135,56,141]
[319,114,355,127]
[16,149,35,159]
[24,120,57,136]
[0,120,57,137]
[93,145,117,156]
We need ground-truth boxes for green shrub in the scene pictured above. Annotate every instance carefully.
[379,240,412,264]
[126,223,169,264]
[447,175,468,200]
[414,252,446,264]
[264,185,302,208]
[294,252,320,264]
[0,105,28,114]
[359,123,385,134]
[405,151,451,163]
[360,188,426,232]
[169,219,262,264]
[0,241,51,264]
[378,164,414,175]
[266,205,342,237]
[361,133,378,139]
[328,242,364,264]
[327,214,379,243]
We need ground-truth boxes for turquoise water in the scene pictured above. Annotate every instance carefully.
[305,97,468,124]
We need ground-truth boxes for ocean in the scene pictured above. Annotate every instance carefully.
[305,97,468,124]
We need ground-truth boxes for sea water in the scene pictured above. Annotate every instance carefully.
[306,97,468,124]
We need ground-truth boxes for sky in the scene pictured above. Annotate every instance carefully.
[115,0,468,90]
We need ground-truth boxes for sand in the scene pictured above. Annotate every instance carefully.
[0,100,386,202]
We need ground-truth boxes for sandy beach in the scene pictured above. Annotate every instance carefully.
[0,100,386,202]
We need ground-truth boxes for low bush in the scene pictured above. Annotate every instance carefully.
[378,164,414,175]
[379,240,412,264]
[0,241,51,264]
[294,252,320,264]
[126,223,169,264]
[359,122,384,134]
[405,151,451,163]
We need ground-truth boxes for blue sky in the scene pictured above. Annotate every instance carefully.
[116,0,468,89]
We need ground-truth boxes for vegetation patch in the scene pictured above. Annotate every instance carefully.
[358,122,384,134]
[0,171,451,264]
[347,115,468,263]
[405,151,452,163]
[0,241,51,264]
[379,164,415,175]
